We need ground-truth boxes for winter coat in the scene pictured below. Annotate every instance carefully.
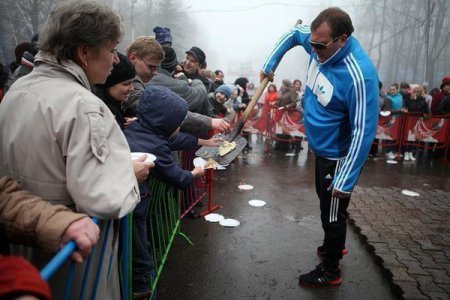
[386,93,404,110]
[265,91,278,104]
[405,96,429,114]
[431,90,450,115]
[0,176,87,253]
[149,68,208,115]
[124,75,211,135]
[125,86,198,192]
[275,87,297,109]
[0,51,140,299]
[437,95,450,115]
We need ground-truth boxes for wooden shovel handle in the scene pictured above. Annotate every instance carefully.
[240,77,270,122]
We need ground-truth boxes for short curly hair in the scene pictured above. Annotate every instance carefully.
[39,0,124,62]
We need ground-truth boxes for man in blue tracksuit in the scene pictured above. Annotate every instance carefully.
[261,7,378,287]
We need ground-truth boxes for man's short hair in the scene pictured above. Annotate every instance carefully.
[215,70,223,76]
[126,36,164,60]
[311,7,354,38]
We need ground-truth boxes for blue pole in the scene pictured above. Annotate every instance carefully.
[40,218,100,281]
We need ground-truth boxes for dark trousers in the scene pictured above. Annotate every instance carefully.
[132,196,156,293]
[315,156,350,268]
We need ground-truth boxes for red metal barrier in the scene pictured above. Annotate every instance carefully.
[372,112,405,155]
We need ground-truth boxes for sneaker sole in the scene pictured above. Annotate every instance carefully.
[299,277,342,287]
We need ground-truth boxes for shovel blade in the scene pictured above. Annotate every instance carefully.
[195,134,247,165]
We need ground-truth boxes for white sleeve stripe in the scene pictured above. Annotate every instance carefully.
[262,30,294,71]
[262,26,310,72]
[335,55,364,190]
[334,54,366,190]
[336,54,366,190]
[334,56,361,189]
[295,25,311,34]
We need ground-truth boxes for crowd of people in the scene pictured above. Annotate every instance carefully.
[0,1,449,299]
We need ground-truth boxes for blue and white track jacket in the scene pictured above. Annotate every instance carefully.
[262,24,378,193]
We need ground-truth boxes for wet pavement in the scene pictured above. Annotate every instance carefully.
[158,136,450,300]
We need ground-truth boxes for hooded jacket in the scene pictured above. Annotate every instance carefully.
[125,86,198,193]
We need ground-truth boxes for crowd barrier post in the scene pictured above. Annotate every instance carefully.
[200,168,220,217]
[146,177,184,296]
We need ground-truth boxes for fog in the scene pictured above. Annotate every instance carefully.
[1,0,449,88]
[180,0,352,86]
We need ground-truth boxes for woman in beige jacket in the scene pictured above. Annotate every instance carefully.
[0,1,141,298]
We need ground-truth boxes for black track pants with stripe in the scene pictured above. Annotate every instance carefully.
[315,155,350,266]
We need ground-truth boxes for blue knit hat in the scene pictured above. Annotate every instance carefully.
[153,26,172,46]
[215,84,232,100]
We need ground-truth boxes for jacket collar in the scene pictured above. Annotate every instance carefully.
[317,36,354,66]
[34,51,92,91]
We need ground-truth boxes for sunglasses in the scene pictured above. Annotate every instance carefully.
[309,35,342,50]
[137,55,159,72]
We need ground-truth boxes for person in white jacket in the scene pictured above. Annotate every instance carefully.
[0,1,141,298]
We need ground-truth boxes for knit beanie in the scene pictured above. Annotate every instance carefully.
[161,46,178,72]
[215,84,232,100]
[153,26,172,46]
[0,256,51,300]
[442,76,450,86]
[101,52,135,89]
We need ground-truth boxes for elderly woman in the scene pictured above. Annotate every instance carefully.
[0,1,141,299]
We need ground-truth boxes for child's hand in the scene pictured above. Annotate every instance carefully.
[198,138,222,147]
[124,117,137,128]
[191,167,205,177]
[132,155,155,183]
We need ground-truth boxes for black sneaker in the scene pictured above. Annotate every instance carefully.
[299,263,342,287]
[317,245,348,259]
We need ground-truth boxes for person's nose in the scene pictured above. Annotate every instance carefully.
[112,52,119,64]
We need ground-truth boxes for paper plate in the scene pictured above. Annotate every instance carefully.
[248,200,266,207]
[130,152,156,162]
[238,184,254,190]
[216,165,227,170]
[402,189,420,197]
[380,111,391,117]
[219,218,240,227]
[193,157,206,168]
[386,160,398,164]
[204,213,224,223]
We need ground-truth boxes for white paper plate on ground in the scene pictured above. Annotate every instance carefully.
[219,218,240,227]
[380,111,391,117]
[204,213,224,222]
[402,190,420,197]
[238,184,254,190]
[248,200,266,207]
[130,152,156,162]
[193,157,206,168]
[386,160,398,164]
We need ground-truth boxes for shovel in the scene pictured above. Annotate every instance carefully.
[195,77,270,165]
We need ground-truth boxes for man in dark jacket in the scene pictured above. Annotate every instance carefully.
[149,47,209,116]
[431,77,450,115]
